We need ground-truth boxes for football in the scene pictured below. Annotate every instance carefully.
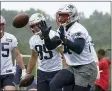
[19,74,34,87]
[13,13,29,28]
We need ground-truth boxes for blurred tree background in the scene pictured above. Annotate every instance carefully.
[1,8,111,55]
[1,8,111,64]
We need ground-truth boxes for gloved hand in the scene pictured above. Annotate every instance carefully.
[58,25,66,41]
[38,20,52,38]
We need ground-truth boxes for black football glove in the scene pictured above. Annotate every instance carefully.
[38,20,52,38]
[59,25,66,41]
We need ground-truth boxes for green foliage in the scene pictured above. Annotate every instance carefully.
[80,10,111,51]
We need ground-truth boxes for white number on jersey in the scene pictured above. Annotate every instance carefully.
[35,44,53,60]
[2,43,9,57]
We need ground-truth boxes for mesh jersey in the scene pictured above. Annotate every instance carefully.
[29,30,62,72]
[56,22,97,66]
[0,32,18,75]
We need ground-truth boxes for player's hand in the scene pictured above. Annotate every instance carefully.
[59,25,66,41]
[21,69,27,79]
[38,20,52,38]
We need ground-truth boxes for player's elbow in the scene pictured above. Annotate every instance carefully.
[67,38,85,54]
[46,45,56,50]
[75,46,84,54]
[74,38,85,54]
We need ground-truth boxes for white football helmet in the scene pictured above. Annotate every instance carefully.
[0,15,6,34]
[29,13,45,35]
[56,4,79,26]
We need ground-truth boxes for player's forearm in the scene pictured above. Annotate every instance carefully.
[63,38,85,54]
[14,47,25,69]
[44,36,61,50]
[16,54,25,69]
[61,54,68,68]
[27,57,37,73]
[62,58,68,68]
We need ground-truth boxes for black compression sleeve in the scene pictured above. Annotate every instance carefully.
[65,38,85,54]
[44,36,61,50]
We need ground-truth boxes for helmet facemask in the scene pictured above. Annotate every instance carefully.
[56,12,71,26]
[30,22,42,35]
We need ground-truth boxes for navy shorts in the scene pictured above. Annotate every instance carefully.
[26,79,37,90]
[0,74,15,88]
[14,64,22,84]
[37,69,60,91]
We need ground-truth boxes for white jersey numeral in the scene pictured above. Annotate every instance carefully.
[2,43,9,57]
[35,44,53,60]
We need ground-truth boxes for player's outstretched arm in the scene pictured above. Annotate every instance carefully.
[27,49,38,73]
[13,47,25,69]
[13,47,26,79]
[38,21,61,50]
[64,38,85,54]
[44,36,61,50]
[19,49,36,87]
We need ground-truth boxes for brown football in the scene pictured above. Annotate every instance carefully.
[13,13,29,28]
[19,74,34,87]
